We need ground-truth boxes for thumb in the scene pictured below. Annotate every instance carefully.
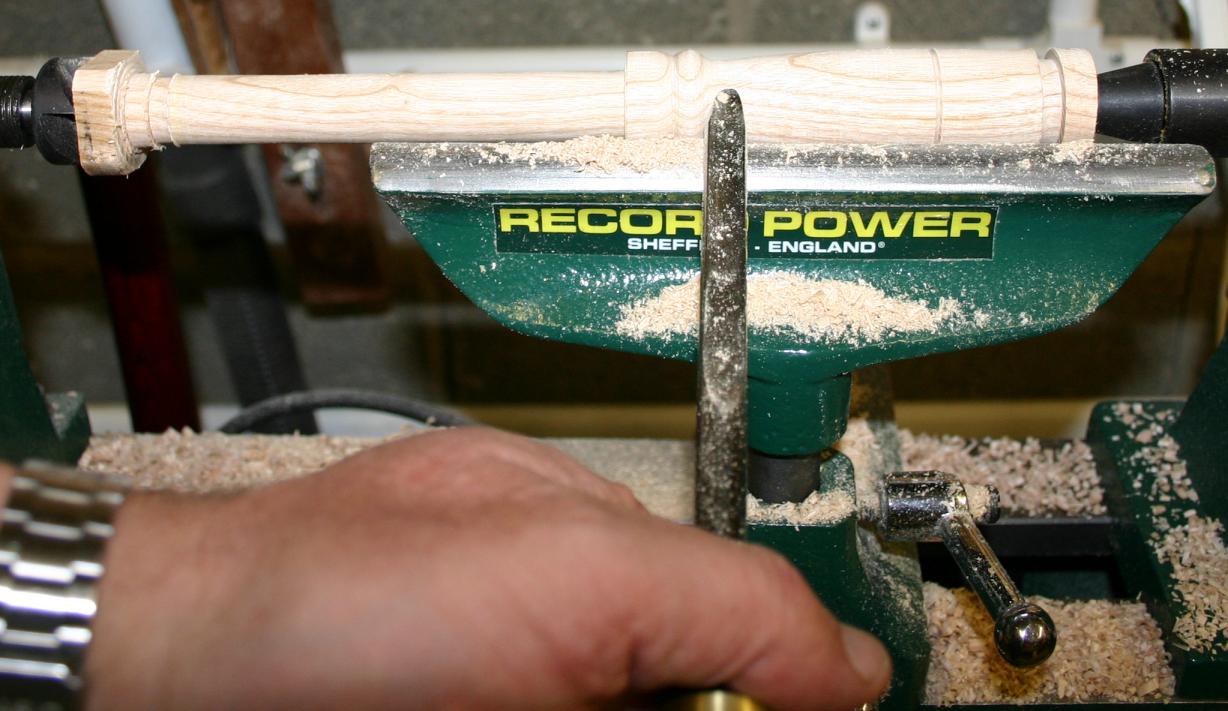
[623,524,892,711]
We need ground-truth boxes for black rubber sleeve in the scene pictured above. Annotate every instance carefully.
[1098,48,1228,157]
[218,389,476,434]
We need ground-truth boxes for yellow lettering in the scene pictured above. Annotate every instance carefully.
[540,208,576,233]
[913,211,951,237]
[499,208,539,232]
[763,211,802,237]
[804,211,848,238]
[578,208,617,234]
[621,209,663,235]
[950,211,992,237]
[850,211,913,238]
[666,209,703,236]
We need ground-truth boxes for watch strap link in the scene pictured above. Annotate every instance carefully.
[1,464,126,706]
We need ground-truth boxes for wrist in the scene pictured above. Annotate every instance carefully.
[84,490,253,709]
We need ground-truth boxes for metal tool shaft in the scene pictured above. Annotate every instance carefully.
[694,89,749,539]
[677,90,767,711]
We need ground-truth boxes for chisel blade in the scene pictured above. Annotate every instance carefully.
[694,89,748,539]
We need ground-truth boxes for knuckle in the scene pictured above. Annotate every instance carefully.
[752,548,814,602]
[607,481,647,511]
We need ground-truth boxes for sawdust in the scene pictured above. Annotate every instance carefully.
[80,430,850,531]
[548,438,694,522]
[838,418,996,519]
[835,417,882,506]
[1049,139,1096,163]
[1108,402,1228,652]
[80,431,702,523]
[485,135,702,173]
[899,431,1105,517]
[746,489,856,529]
[964,484,995,521]
[924,583,1174,704]
[1150,512,1228,652]
[78,429,386,493]
[616,271,967,344]
[481,137,911,174]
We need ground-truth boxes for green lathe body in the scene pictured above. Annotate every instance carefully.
[0,248,90,465]
[374,141,1216,709]
[375,142,1212,455]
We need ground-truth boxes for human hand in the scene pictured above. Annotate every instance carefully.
[60,428,891,709]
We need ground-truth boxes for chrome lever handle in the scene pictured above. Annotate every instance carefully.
[871,471,1056,667]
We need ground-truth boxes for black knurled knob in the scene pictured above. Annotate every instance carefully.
[0,75,34,149]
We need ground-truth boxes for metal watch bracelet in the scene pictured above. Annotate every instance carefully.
[0,463,128,708]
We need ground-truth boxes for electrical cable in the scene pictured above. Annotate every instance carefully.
[218,388,477,433]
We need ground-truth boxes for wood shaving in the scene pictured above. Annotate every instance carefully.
[1109,402,1228,652]
[1049,139,1096,163]
[79,431,699,522]
[963,484,995,521]
[549,438,694,522]
[616,271,966,344]
[924,583,1174,704]
[480,138,954,173]
[746,489,856,528]
[1151,513,1228,652]
[485,135,702,173]
[78,429,386,493]
[836,417,882,506]
[899,431,1105,517]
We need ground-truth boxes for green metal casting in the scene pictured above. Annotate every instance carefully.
[374,141,1218,707]
[1170,336,1228,525]
[0,247,89,464]
[750,452,928,711]
[1089,400,1227,700]
[376,143,1212,455]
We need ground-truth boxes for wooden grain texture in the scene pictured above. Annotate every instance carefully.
[625,48,1095,144]
[130,72,625,146]
[77,48,1099,176]
[1046,48,1099,142]
[73,50,150,175]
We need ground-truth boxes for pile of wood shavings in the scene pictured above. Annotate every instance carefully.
[78,430,386,493]
[1152,514,1228,651]
[899,431,1105,517]
[1110,402,1228,652]
[485,136,702,172]
[835,417,882,505]
[746,489,856,528]
[925,583,1173,704]
[1048,139,1096,163]
[616,271,967,344]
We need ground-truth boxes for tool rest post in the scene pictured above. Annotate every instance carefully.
[747,374,851,456]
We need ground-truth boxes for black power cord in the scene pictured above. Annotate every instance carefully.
[218,389,477,434]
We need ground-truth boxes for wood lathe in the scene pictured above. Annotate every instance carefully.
[2,46,1228,709]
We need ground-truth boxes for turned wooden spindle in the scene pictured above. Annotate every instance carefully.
[71,48,1097,175]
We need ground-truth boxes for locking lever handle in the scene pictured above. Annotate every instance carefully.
[872,471,1056,667]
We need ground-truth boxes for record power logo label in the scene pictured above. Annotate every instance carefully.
[493,203,997,260]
